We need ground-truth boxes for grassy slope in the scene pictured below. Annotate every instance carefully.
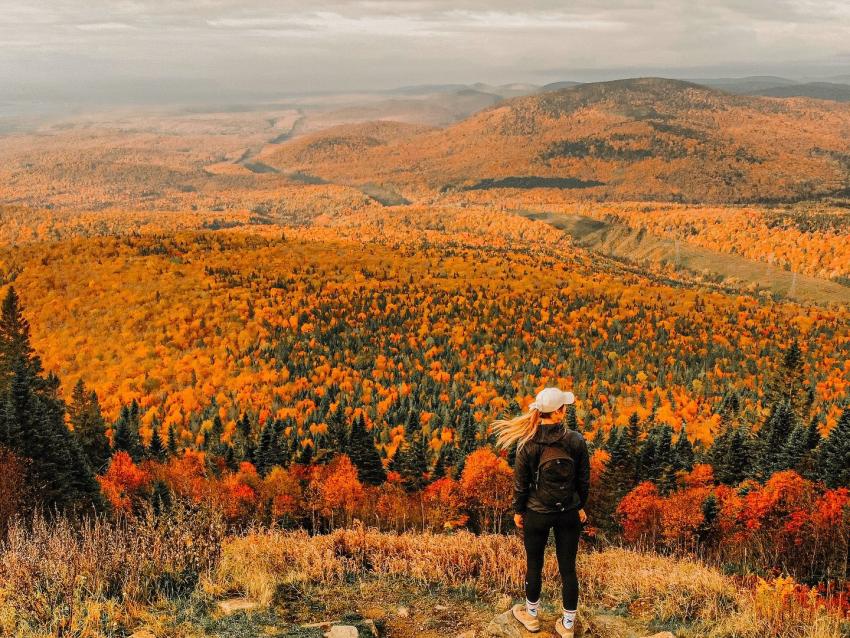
[520,211,850,306]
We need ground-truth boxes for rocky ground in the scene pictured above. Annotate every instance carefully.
[125,578,683,638]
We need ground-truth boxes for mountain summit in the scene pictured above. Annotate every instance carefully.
[267,77,850,203]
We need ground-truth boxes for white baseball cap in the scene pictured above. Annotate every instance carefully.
[529,387,575,413]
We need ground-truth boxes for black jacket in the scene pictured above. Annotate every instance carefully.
[513,425,590,514]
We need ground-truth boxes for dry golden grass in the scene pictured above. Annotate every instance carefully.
[1,518,846,637]
[0,505,224,637]
[213,528,847,638]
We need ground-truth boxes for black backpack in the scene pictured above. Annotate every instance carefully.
[534,439,576,511]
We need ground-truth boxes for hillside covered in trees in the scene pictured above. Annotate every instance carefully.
[264,78,850,204]
[2,78,850,638]
[2,206,849,596]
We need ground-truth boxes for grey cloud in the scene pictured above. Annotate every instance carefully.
[1,0,849,104]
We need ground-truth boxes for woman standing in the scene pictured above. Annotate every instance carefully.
[492,388,590,638]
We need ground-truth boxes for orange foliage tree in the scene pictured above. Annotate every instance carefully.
[460,448,513,533]
[97,451,152,514]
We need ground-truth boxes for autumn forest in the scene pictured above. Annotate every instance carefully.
[1,78,850,637]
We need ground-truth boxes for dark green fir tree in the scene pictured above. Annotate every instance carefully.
[348,413,386,485]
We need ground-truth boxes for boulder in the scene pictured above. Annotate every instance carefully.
[305,619,378,638]
[128,631,156,638]
[640,633,675,638]
[485,609,554,638]
[325,626,359,638]
[485,610,523,638]
[396,607,410,618]
[218,598,260,615]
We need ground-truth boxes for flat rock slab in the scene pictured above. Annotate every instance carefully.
[486,609,659,638]
[304,619,378,638]
[325,625,359,638]
[218,598,261,615]
[641,633,675,638]
[485,610,554,638]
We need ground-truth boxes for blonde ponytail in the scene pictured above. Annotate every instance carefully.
[491,409,542,450]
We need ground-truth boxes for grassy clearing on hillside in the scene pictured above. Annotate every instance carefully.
[521,210,850,305]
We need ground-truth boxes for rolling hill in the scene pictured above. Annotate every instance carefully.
[264,77,850,203]
[750,81,850,102]
[692,75,800,93]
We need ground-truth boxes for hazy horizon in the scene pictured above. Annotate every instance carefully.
[3,0,850,111]
[0,0,850,109]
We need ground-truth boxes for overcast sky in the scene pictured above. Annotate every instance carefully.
[3,0,850,105]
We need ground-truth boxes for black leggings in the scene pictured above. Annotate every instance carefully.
[523,508,581,610]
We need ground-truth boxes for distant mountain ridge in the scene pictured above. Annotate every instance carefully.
[265,77,850,204]
[751,82,850,102]
[692,76,850,102]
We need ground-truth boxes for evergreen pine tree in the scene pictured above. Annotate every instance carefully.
[709,425,753,485]
[403,409,419,437]
[29,398,74,506]
[151,480,172,515]
[166,424,179,456]
[455,410,478,476]
[148,423,166,462]
[256,419,274,475]
[256,419,287,474]
[347,413,385,485]
[433,447,447,479]
[206,416,225,458]
[326,403,349,452]
[298,440,314,465]
[756,401,797,478]
[0,291,99,511]
[389,441,407,474]
[819,407,850,488]
[400,431,431,491]
[113,405,143,462]
[766,341,811,424]
[65,432,102,507]
[777,423,807,472]
[640,424,677,493]
[68,381,111,472]
[805,416,822,451]
[718,390,741,423]
[626,413,642,482]
[231,412,256,464]
[637,426,657,481]
[223,444,237,470]
[674,423,694,472]
[595,427,634,533]
[0,287,42,391]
